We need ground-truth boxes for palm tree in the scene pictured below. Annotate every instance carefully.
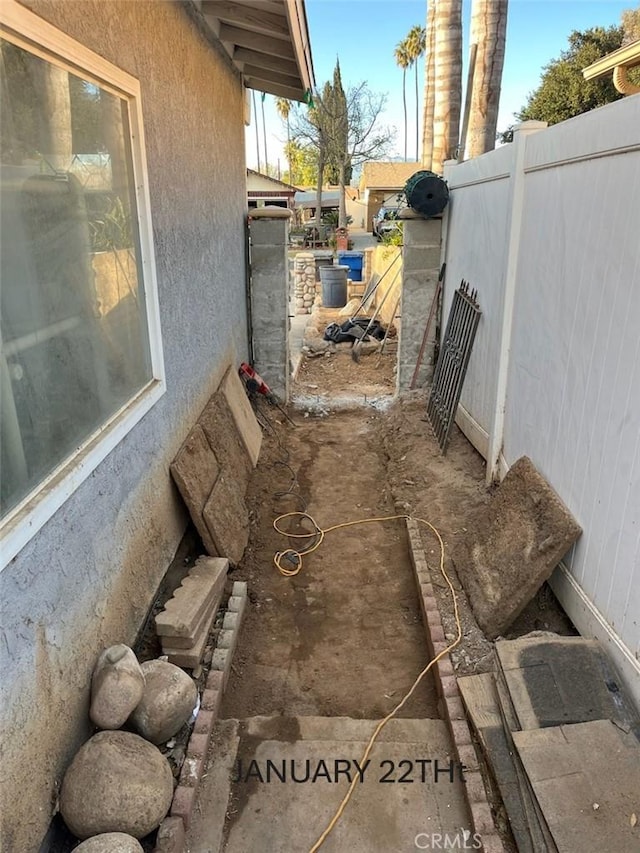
[394,40,410,161]
[275,98,293,181]
[260,92,268,173]
[466,0,509,158]
[251,89,261,171]
[431,0,463,174]
[406,24,426,161]
[422,0,436,170]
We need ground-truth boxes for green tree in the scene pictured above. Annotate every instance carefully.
[394,40,410,161]
[283,140,318,186]
[275,98,292,181]
[406,24,426,161]
[291,63,392,227]
[518,26,625,124]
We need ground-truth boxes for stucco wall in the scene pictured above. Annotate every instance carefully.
[0,2,248,849]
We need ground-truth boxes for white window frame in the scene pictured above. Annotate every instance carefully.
[0,1,166,569]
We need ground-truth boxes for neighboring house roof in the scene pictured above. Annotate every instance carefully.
[582,38,640,95]
[199,0,315,102]
[247,169,300,192]
[294,190,340,208]
[359,161,421,192]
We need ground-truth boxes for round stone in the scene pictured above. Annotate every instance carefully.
[129,660,197,745]
[74,833,144,852]
[60,731,173,839]
[90,645,145,730]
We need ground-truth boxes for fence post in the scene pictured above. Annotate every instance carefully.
[248,206,292,402]
[486,121,547,484]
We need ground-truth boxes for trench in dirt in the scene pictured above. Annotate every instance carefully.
[222,406,439,721]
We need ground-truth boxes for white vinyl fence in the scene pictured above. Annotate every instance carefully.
[441,98,640,706]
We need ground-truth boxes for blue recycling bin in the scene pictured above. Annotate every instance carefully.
[337,251,364,282]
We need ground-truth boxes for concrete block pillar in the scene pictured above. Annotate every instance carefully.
[397,211,443,391]
[248,207,291,401]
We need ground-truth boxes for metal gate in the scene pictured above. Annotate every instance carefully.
[427,281,481,453]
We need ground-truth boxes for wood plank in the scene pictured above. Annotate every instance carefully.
[458,674,536,853]
[494,669,558,853]
[218,23,295,59]
[203,0,290,39]
[244,75,304,101]
[513,720,640,853]
[233,47,299,78]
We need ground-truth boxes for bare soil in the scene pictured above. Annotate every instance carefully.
[222,405,440,720]
[293,307,397,398]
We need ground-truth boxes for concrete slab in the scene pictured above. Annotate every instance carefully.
[170,425,220,556]
[188,716,471,853]
[219,366,262,467]
[199,392,252,496]
[453,456,582,638]
[155,557,228,639]
[495,635,639,733]
[513,720,640,853]
[202,473,250,566]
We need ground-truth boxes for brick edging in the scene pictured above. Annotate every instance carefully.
[405,519,505,853]
[154,581,249,853]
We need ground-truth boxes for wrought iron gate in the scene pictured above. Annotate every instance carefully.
[427,280,481,453]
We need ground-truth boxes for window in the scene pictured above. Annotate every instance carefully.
[1,3,164,566]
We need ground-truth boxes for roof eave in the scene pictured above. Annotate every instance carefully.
[198,0,315,103]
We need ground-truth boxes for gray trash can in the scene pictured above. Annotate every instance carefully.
[319,265,349,308]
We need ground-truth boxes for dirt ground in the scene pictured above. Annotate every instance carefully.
[293,307,398,398]
[222,405,441,720]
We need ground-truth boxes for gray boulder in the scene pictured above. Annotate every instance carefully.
[129,659,197,745]
[90,645,145,730]
[74,833,143,852]
[59,731,173,839]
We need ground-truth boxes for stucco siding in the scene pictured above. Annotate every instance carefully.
[0,2,248,849]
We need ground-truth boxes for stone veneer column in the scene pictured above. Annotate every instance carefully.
[397,211,443,391]
[248,207,291,401]
[293,252,316,314]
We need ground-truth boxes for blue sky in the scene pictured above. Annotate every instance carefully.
[245,0,633,173]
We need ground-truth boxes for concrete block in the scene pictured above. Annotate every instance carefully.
[219,366,262,467]
[193,709,214,735]
[222,611,239,631]
[232,581,248,597]
[170,425,220,555]
[217,630,234,650]
[162,592,218,669]
[250,219,289,246]
[160,593,221,649]
[155,557,228,638]
[402,217,442,247]
[227,595,244,612]
[453,456,582,638]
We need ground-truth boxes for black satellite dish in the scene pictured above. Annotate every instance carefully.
[404,170,449,217]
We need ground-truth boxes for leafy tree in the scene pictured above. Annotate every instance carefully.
[518,26,625,124]
[291,61,393,227]
[275,98,292,181]
[283,140,318,186]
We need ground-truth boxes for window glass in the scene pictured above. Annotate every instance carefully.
[1,39,153,517]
